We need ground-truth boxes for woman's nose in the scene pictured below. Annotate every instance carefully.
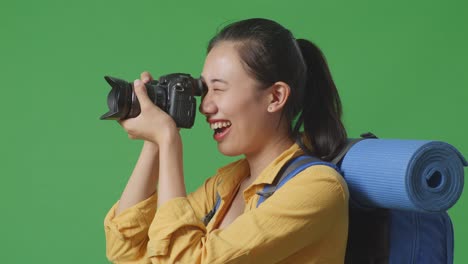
[199,92,217,116]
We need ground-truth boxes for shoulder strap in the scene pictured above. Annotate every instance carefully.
[202,132,378,225]
[201,156,331,225]
[202,192,221,226]
[256,132,378,207]
[256,155,339,207]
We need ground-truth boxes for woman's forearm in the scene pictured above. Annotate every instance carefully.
[157,133,187,207]
[115,141,160,215]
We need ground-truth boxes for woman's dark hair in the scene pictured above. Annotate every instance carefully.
[207,18,347,161]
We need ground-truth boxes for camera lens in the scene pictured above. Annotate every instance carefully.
[100,76,134,120]
[100,74,204,128]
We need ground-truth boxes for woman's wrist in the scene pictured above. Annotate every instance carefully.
[157,130,185,206]
[143,140,159,153]
[152,122,181,147]
[158,130,182,153]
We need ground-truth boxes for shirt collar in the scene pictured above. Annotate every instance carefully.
[251,143,304,186]
[216,159,250,199]
[215,143,305,198]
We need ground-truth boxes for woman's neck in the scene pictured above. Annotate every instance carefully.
[244,134,295,183]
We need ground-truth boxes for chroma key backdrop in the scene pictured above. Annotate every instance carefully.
[1,0,467,263]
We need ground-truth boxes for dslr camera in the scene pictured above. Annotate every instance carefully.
[100,73,205,128]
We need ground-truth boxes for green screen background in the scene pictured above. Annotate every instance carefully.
[1,0,467,263]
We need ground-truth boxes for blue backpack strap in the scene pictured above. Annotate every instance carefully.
[256,155,339,207]
[202,192,221,226]
[202,155,338,225]
[203,132,374,225]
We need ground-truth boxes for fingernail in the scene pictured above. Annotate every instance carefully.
[134,79,142,86]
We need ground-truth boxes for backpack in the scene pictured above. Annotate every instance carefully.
[202,133,457,264]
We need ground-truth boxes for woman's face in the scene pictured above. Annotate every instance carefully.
[200,41,274,156]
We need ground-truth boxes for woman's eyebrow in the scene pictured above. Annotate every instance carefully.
[200,75,229,84]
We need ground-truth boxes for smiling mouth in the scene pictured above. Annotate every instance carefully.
[211,121,231,132]
[210,121,232,139]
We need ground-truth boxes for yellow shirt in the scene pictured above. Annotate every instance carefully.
[104,143,349,263]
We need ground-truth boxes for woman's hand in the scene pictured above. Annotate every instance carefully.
[119,71,179,145]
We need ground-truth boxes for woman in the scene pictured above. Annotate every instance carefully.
[104,18,349,263]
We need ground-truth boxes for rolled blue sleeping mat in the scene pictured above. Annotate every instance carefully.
[340,139,467,212]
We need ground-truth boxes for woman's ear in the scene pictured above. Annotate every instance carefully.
[267,81,291,113]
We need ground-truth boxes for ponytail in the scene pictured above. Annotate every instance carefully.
[296,39,347,161]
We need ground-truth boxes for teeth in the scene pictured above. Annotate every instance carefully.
[210,121,231,130]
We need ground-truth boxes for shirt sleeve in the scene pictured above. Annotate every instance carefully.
[104,193,158,263]
[104,173,221,264]
[145,165,349,264]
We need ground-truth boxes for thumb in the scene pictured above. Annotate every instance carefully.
[133,79,152,107]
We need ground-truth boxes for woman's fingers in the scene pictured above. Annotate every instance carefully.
[116,71,177,143]
[133,79,153,108]
[141,71,153,83]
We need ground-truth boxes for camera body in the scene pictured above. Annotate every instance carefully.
[100,73,205,128]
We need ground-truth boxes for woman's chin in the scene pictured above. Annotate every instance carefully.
[217,143,243,157]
